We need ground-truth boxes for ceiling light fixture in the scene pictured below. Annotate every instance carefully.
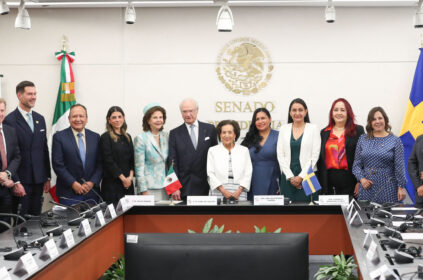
[125,1,136,24]
[325,0,335,23]
[216,1,234,32]
[15,0,30,30]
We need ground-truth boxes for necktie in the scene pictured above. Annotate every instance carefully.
[0,130,7,171]
[190,124,197,149]
[77,132,86,168]
[26,112,34,132]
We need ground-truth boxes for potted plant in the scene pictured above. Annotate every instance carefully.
[314,252,358,280]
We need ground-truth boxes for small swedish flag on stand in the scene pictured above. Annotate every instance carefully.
[302,166,322,197]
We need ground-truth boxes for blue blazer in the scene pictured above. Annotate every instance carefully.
[4,108,50,184]
[52,127,102,199]
[168,121,217,198]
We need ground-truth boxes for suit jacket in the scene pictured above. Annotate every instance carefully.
[52,127,102,199]
[408,134,423,204]
[277,123,321,179]
[317,125,365,194]
[134,130,169,194]
[4,108,50,184]
[0,124,21,181]
[168,121,217,198]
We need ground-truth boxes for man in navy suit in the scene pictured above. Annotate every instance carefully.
[0,98,21,231]
[52,104,102,205]
[4,81,50,216]
[168,98,217,200]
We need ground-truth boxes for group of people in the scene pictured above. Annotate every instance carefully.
[0,80,422,232]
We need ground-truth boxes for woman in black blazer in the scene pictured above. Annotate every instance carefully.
[99,106,134,206]
[317,98,364,196]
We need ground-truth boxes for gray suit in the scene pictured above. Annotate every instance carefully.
[408,135,423,206]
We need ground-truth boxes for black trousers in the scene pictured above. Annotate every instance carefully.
[12,183,44,216]
[327,169,356,196]
[0,187,12,233]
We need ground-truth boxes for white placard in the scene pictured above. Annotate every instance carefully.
[78,219,92,237]
[319,195,349,206]
[347,207,355,220]
[363,229,378,234]
[363,231,372,248]
[126,234,138,244]
[400,232,423,244]
[369,264,400,280]
[391,207,418,211]
[104,204,117,219]
[40,239,59,260]
[95,210,106,227]
[254,195,284,206]
[187,196,218,206]
[366,240,380,263]
[125,195,155,206]
[0,267,11,280]
[13,252,38,275]
[392,214,422,219]
[60,228,75,248]
[392,221,412,227]
[349,211,363,225]
[116,197,130,213]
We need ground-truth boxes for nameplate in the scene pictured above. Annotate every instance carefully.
[0,267,11,280]
[319,195,349,206]
[392,221,413,227]
[187,196,217,206]
[347,206,355,220]
[104,204,117,219]
[391,207,418,211]
[116,197,131,213]
[369,264,400,280]
[347,198,361,212]
[40,239,59,260]
[349,210,363,225]
[362,231,372,248]
[78,219,92,237]
[60,228,75,248]
[14,252,38,275]
[254,195,284,206]
[366,240,380,263]
[95,210,106,227]
[400,233,423,244]
[126,234,139,244]
[125,195,155,206]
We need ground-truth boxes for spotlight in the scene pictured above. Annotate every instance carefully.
[0,0,9,15]
[325,0,335,23]
[125,1,136,24]
[216,3,233,32]
[15,0,30,30]
[415,0,423,28]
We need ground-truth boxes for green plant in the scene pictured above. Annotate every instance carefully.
[314,252,358,280]
[103,255,125,280]
[188,218,282,233]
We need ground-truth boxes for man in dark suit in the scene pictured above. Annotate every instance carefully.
[168,98,217,200]
[408,135,423,208]
[4,81,50,216]
[0,98,21,231]
[52,104,102,206]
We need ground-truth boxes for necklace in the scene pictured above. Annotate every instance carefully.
[152,134,159,137]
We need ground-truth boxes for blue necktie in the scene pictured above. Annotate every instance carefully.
[77,132,86,168]
[26,112,34,132]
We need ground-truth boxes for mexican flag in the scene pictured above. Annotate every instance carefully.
[164,166,182,195]
[49,50,76,202]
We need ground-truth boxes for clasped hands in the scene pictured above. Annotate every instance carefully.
[72,181,94,195]
[360,177,406,201]
[289,176,303,189]
[0,172,14,188]
[218,186,243,200]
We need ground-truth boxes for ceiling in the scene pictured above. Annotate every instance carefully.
[4,0,421,8]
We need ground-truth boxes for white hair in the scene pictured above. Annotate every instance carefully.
[179,98,199,112]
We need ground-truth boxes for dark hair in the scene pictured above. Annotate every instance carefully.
[366,106,392,138]
[69,103,88,117]
[16,81,35,94]
[241,108,271,150]
[142,106,167,132]
[326,98,357,137]
[106,106,130,142]
[216,120,241,142]
[287,98,310,123]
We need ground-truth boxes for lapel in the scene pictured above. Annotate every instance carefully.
[181,124,196,152]
[197,122,205,151]
[14,109,34,136]
[67,127,84,167]
[147,131,165,161]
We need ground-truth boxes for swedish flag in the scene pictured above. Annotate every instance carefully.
[302,166,322,196]
[400,48,423,203]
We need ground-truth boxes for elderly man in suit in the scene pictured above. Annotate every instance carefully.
[168,98,217,200]
[0,98,21,231]
[409,135,423,208]
[52,104,102,206]
[4,81,50,216]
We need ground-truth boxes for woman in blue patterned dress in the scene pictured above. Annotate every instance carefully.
[352,107,407,204]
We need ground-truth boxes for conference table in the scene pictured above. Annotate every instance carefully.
[0,201,420,280]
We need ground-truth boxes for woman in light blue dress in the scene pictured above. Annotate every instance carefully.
[352,107,407,204]
[241,108,280,200]
[134,103,169,201]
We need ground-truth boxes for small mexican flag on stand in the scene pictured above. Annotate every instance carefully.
[164,166,182,195]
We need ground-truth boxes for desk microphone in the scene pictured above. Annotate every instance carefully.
[82,179,107,210]
[84,199,102,212]
[60,196,94,218]
[49,200,85,226]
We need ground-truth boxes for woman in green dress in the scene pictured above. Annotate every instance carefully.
[277,98,321,202]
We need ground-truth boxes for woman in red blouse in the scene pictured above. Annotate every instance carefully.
[317,98,364,196]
